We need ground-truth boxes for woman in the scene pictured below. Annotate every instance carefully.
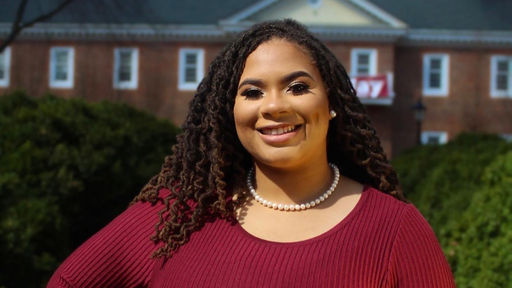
[48,19,456,287]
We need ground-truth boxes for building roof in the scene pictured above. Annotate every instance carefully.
[1,0,511,31]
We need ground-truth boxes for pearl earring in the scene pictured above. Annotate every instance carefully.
[330,110,337,118]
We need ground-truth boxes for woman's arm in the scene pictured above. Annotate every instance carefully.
[47,189,169,288]
[386,204,457,288]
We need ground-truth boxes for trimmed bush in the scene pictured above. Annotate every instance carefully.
[0,91,179,288]
[449,151,512,288]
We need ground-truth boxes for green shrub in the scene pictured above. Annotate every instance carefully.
[447,151,512,287]
[0,91,179,288]
[392,133,512,287]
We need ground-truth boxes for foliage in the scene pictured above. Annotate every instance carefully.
[392,133,512,287]
[0,91,179,288]
[448,151,512,288]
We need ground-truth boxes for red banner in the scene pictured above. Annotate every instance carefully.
[350,75,392,98]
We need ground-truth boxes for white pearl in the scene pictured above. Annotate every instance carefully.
[310,201,316,207]
[305,203,311,209]
[263,200,268,206]
[295,204,300,210]
[272,203,278,209]
[278,204,283,210]
[284,205,289,211]
[258,198,264,204]
[327,190,332,195]
[290,205,295,211]
[319,196,325,202]
[300,204,306,210]
[315,199,320,205]
[255,196,261,201]
[323,193,328,199]
[250,189,256,194]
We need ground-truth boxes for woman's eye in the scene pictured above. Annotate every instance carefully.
[241,89,263,99]
[289,83,309,95]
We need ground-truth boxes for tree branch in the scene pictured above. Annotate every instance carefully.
[0,0,74,53]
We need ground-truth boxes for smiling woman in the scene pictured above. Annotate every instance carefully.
[48,19,456,288]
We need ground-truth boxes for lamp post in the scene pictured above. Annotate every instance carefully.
[412,97,426,145]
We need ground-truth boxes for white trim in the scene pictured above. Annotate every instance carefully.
[348,0,407,28]
[423,54,449,97]
[500,134,512,142]
[490,55,512,98]
[421,131,448,145]
[219,0,278,24]
[178,48,204,91]
[404,29,512,46]
[350,48,377,76]
[0,47,11,87]
[49,47,74,89]
[308,0,322,9]
[113,48,139,90]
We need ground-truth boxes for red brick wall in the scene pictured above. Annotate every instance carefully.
[392,46,512,156]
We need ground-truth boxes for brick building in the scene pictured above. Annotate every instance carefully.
[1,0,511,157]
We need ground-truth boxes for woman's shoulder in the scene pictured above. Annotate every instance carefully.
[359,186,433,234]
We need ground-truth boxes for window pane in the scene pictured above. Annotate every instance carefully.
[119,71,131,81]
[429,72,440,88]
[430,59,441,70]
[185,67,196,82]
[56,51,68,64]
[0,69,4,80]
[120,51,132,65]
[427,136,440,145]
[55,64,68,81]
[497,74,508,90]
[357,67,369,75]
[357,54,369,65]
[0,53,4,67]
[497,61,509,72]
[186,53,197,65]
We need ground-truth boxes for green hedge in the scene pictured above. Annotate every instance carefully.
[0,91,179,288]
[393,133,512,287]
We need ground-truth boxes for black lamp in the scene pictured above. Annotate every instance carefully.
[412,97,426,145]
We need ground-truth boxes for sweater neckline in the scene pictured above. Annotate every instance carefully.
[232,184,372,246]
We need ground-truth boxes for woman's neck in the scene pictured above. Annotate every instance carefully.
[251,158,334,204]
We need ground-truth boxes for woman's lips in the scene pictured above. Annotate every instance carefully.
[258,125,302,145]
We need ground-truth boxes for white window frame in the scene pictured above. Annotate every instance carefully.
[490,55,512,98]
[49,47,74,89]
[423,54,449,97]
[350,48,377,76]
[113,48,139,90]
[500,134,512,143]
[0,47,11,87]
[178,48,204,91]
[421,131,448,145]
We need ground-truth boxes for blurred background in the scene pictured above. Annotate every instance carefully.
[0,0,511,287]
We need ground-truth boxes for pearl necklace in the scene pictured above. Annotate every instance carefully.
[246,163,340,211]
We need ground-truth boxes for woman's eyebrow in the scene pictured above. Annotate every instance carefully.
[238,70,315,90]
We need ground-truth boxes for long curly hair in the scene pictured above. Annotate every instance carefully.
[131,19,405,258]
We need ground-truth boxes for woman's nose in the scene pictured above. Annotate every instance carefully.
[260,91,292,118]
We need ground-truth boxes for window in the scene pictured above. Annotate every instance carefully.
[490,56,512,98]
[423,54,449,96]
[49,47,74,88]
[500,134,512,143]
[113,48,138,89]
[0,47,11,87]
[421,131,448,145]
[351,49,377,76]
[178,48,204,91]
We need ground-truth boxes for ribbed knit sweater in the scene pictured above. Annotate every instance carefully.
[48,185,456,287]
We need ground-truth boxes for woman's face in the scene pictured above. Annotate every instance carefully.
[233,38,332,169]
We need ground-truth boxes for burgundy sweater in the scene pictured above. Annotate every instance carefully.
[48,185,456,287]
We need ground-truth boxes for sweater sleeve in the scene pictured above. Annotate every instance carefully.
[47,189,170,288]
[387,204,457,288]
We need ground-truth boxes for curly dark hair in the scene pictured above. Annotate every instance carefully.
[131,19,405,258]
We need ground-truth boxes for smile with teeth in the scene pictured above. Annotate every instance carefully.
[260,125,300,135]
